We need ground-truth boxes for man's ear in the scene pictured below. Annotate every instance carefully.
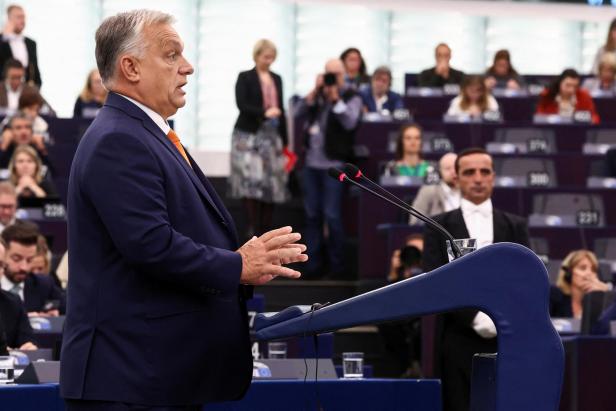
[118,55,140,83]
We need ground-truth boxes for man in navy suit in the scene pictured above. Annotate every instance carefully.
[0,222,65,316]
[60,10,307,411]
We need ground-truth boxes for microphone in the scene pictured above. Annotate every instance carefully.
[328,166,461,259]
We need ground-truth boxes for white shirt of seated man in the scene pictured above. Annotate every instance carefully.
[457,151,497,339]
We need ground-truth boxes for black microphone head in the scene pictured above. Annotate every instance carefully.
[344,163,362,179]
[327,167,346,182]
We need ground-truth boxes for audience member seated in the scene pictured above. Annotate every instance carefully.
[410,152,460,225]
[591,17,616,75]
[0,5,41,88]
[582,53,616,94]
[550,250,611,319]
[73,69,107,118]
[31,234,49,275]
[18,86,48,139]
[0,58,36,115]
[0,181,16,232]
[446,75,499,118]
[9,145,56,199]
[0,241,36,354]
[360,65,403,115]
[340,47,370,90]
[0,222,65,316]
[536,68,600,124]
[0,112,49,168]
[383,123,430,177]
[484,49,524,90]
[295,58,362,278]
[418,43,464,88]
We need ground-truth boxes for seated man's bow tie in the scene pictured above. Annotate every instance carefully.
[465,202,491,217]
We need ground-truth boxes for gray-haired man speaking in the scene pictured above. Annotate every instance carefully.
[60,10,306,411]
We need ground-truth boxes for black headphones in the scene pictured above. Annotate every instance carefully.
[561,264,572,284]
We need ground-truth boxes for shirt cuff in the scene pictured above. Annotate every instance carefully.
[472,311,497,339]
[332,100,348,114]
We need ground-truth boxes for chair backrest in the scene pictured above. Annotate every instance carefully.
[594,238,616,260]
[532,193,605,227]
[581,291,616,334]
[589,159,609,177]
[495,158,557,187]
[586,129,616,144]
[529,237,549,256]
[494,128,556,153]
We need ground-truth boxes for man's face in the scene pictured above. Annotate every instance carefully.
[4,241,37,284]
[371,73,390,96]
[11,118,33,144]
[134,24,194,119]
[0,194,16,226]
[456,153,495,205]
[6,67,24,91]
[435,45,451,64]
[439,153,457,186]
[8,7,25,34]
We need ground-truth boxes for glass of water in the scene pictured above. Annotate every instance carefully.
[447,238,477,262]
[342,352,364,378]
[267,341,287,359]
[0,356,14,384]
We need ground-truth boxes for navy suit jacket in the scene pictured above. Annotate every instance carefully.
[359,88,404,113]
[60,93,253,406]
[24,273,65,314]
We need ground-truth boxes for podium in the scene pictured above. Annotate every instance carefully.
[255,243,564,411]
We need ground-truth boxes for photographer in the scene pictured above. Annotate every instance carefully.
[295,59,362,279]
[380,234,424,377]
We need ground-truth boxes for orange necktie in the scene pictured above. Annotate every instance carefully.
[167,129,191,166]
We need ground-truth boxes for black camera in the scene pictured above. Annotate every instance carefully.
[323,72,337,86]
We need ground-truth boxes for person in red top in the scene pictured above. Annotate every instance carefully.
[536,68,600,124]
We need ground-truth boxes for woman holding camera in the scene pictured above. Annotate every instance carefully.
[229,39,290,239]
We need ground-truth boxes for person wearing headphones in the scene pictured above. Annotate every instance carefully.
[550,249,612,318]
[359,65,403,115]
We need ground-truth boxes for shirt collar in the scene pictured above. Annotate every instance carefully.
[461,197,492,217]
[5,33,24,41]
[5,82,21,94]
[116,93,171,135]
[0,274,20,291]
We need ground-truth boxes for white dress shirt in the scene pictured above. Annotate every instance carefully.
[5,83,21,112]
[0,274,24,300]
[5,33,28,68]
[440,182,461,212]
[460,197,497,338]
[460,198,494,250]
[117,93,171,135]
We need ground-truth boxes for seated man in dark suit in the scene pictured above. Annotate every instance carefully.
[0,240,36,354]
[422,147,529,411]
[418,43,465,88]
[0,222,64,316]
[359,65,404,114]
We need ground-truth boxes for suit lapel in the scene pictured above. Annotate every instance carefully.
[141,120,227,224]
[186,151,240,247]
[492,210,508,244]
[449,209,471,239]
[249,68,264,104]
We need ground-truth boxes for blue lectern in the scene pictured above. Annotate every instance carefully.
[255,243,564,411]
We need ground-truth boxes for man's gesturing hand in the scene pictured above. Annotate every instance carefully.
[237,226,308,285]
